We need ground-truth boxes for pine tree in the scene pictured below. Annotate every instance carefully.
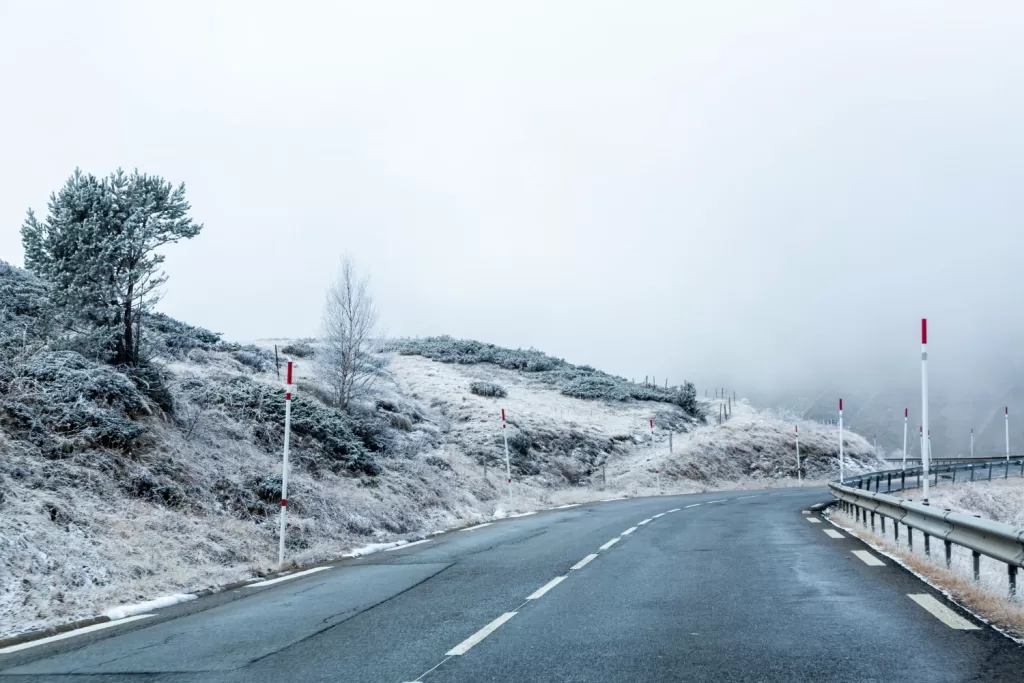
[21,169,203,364]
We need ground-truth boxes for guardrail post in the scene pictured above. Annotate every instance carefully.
[870,511,875,530]
[1005,462,1010,479]
[973,551,981,582]
[944,540,952,568]
[970,466,975,482]
[924,533,930,556]
[988,465,993,481]
[894,520,899,541]
[881,516,886,534]
[901,471,906,490]
[908,527,913,551]
[887,473,892,491]
[1010,565,1018,597]
[952,468,956,484]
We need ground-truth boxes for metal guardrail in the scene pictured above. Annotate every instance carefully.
[844,457,1024,494]
[829,458,1024,596]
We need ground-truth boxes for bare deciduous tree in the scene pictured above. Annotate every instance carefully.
[316,256,380,411]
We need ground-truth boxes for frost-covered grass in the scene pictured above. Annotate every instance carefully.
[902,477,1024,529]
[829,505,1024,639]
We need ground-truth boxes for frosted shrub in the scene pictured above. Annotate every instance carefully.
[282,339,315,358]
[561,376,629,401]
[145,313,225,359]
[232,345,275,373]
[469,381,507,398]
[0,261,55,353]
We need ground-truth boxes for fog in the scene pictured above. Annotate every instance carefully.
[2,2,1024,453]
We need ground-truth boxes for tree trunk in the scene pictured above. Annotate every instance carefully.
[121,284,134,365]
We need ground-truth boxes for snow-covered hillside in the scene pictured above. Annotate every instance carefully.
[0,264,880,637]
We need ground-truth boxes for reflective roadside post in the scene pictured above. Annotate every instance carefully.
[502,409,513,506]
[921,318,930,504]
[795,425,801,485]
[839,399,844,484]
[902,408,908,471]
[278,361,293,567]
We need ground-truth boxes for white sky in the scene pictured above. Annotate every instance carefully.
[2,1,1024,407]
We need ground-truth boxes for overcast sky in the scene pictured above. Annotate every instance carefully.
[2,1,1024,406]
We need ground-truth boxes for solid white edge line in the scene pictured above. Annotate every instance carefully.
[684,503,701,508]
[571,554,598,571]
[621,526,638,536]
[638,518,652,526]
[553,504,580,509]
[461,522,493,532]
[806,518,821,523]
[526,576,566,600]
[908,594,980,630]
[446,612,518,655]
[652,513,665,519]
[508,511,536,518]
[823,529,844,539]
[851,550,885,566]
[384,539,431,552]
[0,615,155,654]
[244,566,330,588]
[599,537,620,551]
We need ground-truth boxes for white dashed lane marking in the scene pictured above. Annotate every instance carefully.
[806,518,821,524]
[638,518,653,526]
[599,537,620,551]
[571,554,598,571]
[667,508,681,513]
[684,503,701,508]
[852,550,885,566]
[652,513,665,519]
[622,526,638,536]
[0,615,155,654]
[823,529,844,539]
[908,594,980,630]
[446,612,518,655]
[526,576,566,600]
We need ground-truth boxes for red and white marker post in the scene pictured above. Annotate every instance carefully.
[649,418,655,445]
[1005,407,1011,462]
[278,361,294,567]
[795,425,801,485]
[838,399,844,484]
[501,409,513,506]
[921,319,930,504]
[902,408,908,471]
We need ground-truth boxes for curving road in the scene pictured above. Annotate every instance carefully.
[3,487,1023,682]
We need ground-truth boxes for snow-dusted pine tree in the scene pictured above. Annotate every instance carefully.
[21,169,202,364]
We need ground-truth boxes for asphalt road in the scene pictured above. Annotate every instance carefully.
[3,486,1024,682]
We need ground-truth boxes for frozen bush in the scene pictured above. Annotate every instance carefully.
[281,339,315,358]
[469,381,507,398]
[232,345,275,373]
[0,261,55,353]
[561,376,629,401]
[142,312,226,360]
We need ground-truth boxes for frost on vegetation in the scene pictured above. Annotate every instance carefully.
[389,336,702,418]
[144,313,229,361]
[281,339,315,358]
[469,381,507,398]
[231,345,276,373]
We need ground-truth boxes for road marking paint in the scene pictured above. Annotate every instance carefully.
[461,522,493,532]
[908,594,980,630]
[0,615,155,654]
[385,539,431,552]
[852,550,885,566]
[599,537,620,551]
[571,554,598,570]
[601,497,627,502]
[621,526,638,535]
[667,508,681,513]
[507,511,537,518]
[245,566,331,588]
[736,495,757,499]
[446,612,518,655]
[553,504,580,509]
[526,576,566,600]
[708,499,727,504]
[638,518,653,525]
[652,513,665,519]
[801,510,811,514]
[806,518,821,524]
[823,529,844,539]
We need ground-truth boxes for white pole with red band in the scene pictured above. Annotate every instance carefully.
[501,409,513,506]
[278,361,293,567]
[902,408,908,471]
[921,318,930,504]
[1003,409,1011,462]
[649,418,654,445]
[795,425,801,485]
[838,398,844,484]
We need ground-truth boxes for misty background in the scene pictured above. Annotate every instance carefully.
[2,1,1023,456]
